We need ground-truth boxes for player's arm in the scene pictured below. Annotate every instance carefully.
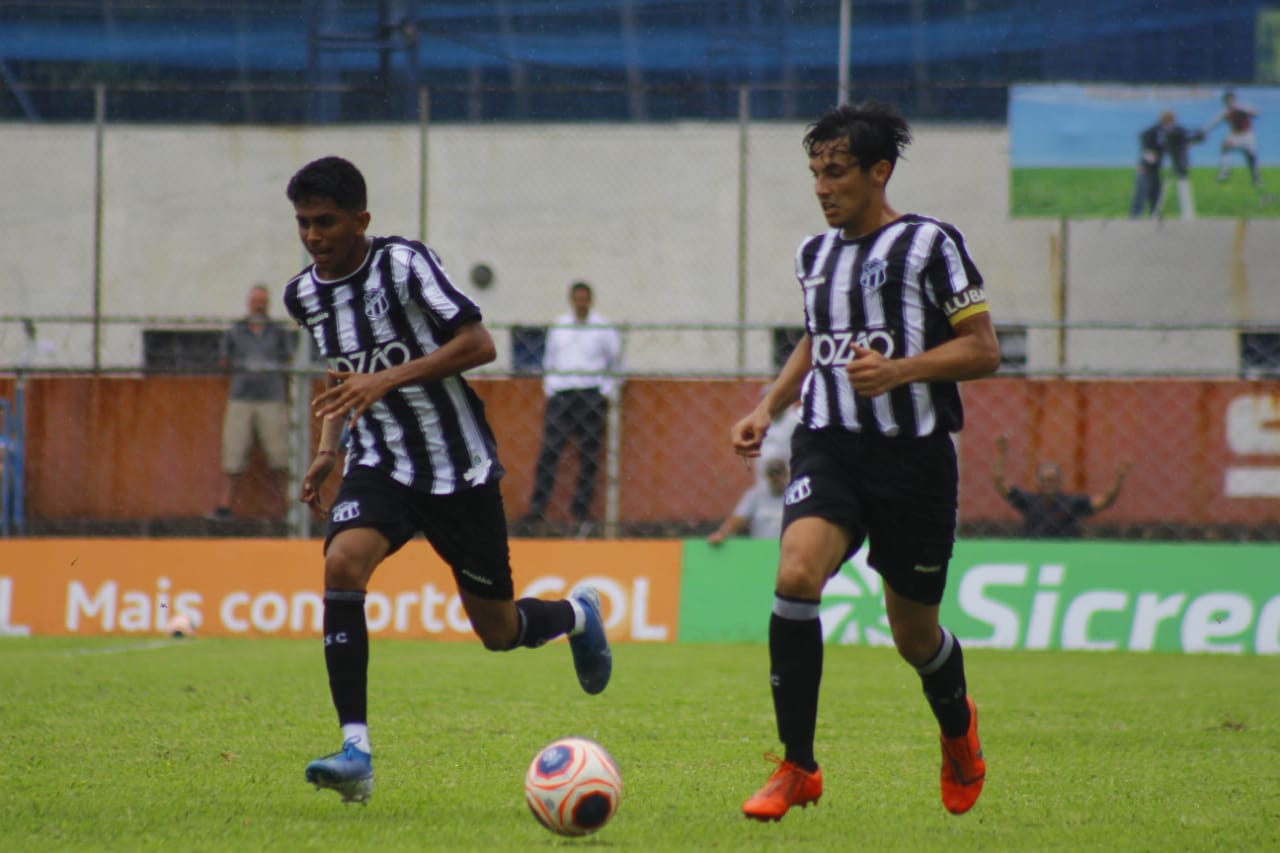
[846,310,1000,398]
[731,333,811,458]
[1200,110,1227,134]
[707,512,749,546]
[1091,459,1132,512]
[312,318,496,423]
[300,394,345,509]
[601,323,626,402]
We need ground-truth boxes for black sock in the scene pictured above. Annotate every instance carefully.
[917,627,971,738]
[513,598,576,648]
[323,590,369,725]
[769,595,823,773]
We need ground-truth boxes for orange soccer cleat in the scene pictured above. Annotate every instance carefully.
[741,753,824,822]
[940,696,986,815]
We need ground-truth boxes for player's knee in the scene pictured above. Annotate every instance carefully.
[890,622,940,666]
[322,548,372,590]
[775,558,828,598]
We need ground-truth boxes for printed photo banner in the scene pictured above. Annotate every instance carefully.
[1009,83,1280,218]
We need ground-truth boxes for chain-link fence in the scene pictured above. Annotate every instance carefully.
[2,315,1278,543]
[2,78,1279,542]
[2,1,1257,124]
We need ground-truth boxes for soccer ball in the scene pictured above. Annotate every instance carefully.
[165,613,196,637]
[524,737,622,837]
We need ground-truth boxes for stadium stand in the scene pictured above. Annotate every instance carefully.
[0,0,1265,123]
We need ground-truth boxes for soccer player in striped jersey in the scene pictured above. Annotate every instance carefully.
[281,156,612,804]
[731,102,1001,821]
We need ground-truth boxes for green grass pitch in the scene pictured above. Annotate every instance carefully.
[1011,167,1280,218]
[4,636,1278,851]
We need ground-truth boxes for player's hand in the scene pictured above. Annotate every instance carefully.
[312,370,389,426]
[299,449,337,512]
[730,409,772,458]
[844,343,901,397]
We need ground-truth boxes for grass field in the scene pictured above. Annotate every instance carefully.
[4,636,1279,851]
[1011,167,1280,218]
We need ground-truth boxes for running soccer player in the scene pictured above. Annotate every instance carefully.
[1205,90,1262,188]
[729,101,1000,821]
[281,156,612,804]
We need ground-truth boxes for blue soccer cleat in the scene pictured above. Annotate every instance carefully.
[569,586,612,695]
[305,738,374,803]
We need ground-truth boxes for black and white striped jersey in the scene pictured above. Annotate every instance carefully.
[283,236,503,495]
[794,214,990,437]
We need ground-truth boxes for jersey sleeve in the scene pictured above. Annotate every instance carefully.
[924,223,989,327]
[395,241,482,332]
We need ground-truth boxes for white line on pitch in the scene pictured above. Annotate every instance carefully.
[64,639,194,656]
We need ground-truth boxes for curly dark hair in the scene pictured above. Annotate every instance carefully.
[285,156,368,212]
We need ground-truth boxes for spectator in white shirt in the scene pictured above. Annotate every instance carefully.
[708,456,789,545]
[521,281,623,536]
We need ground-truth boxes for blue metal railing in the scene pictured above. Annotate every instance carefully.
[0,384,25,537]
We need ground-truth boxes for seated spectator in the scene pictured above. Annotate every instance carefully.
[708,457,789,545]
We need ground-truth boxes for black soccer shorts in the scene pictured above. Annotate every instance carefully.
[782,425,958,606]
[325,465,515,600]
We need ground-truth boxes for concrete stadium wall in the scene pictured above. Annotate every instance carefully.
[1,122,1275,374]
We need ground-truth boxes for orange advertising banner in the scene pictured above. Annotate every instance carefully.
[0,539,682,642]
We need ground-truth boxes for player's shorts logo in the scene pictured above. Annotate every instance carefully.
[784,476,812,506]
[332,500,361,523]
[460,568,493,587]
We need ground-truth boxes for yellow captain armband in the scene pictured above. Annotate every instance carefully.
[942,287,989,326]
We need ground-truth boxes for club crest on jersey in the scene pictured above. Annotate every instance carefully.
[364,288,390,320]
[860,258,888,291]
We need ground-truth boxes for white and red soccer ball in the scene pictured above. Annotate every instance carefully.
[165,613,196,637]
[524,736,622,837]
